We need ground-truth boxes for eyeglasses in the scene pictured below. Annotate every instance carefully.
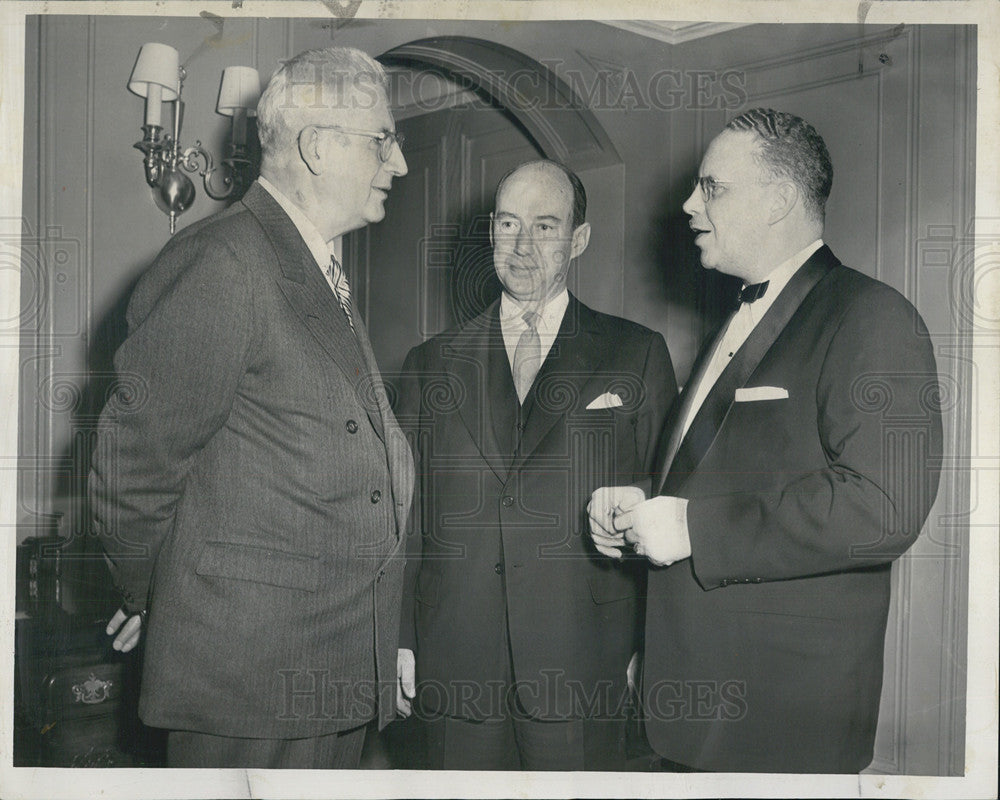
[692,176,737,203]
[306,125,405,163]
[693,176,774,203]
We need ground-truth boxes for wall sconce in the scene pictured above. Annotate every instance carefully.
[129,43,261,234]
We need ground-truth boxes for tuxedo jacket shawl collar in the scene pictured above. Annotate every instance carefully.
[241,183,385,442]
[656,245,838,495]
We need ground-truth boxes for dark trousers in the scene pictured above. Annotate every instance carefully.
[423,712,626,771]
[420,604,627,771]
[166,724,367,769]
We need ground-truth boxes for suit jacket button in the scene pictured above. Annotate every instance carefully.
[494,563,504,575]
[370,490,382,503]
[346,419,359,434]
[501,495,514,507]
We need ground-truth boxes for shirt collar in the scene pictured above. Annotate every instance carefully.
[257,176,335,268]
[754,239,823,301]
[499,289,569,334]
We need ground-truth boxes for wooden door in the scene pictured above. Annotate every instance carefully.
[344,103,543,374]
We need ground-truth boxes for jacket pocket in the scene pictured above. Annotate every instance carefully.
[195,540,320,592]
[415,569,440,607]
[586,570,639,604]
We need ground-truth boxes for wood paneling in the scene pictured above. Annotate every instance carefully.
[18,17,974,775]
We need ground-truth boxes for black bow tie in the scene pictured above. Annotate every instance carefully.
[738,280,769,304]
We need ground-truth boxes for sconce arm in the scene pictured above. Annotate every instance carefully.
[180,141,246,201]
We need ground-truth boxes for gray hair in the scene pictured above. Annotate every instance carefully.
[256,47,388,157]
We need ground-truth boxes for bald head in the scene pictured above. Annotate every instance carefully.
[495,160,587,230]
[491,160,592,305]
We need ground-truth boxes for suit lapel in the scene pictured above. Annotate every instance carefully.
[442,304,510,481]
[353,313,414,538]
[657,247,837,495]
[350,310,388,443]
[241,184,376,434]
[513,297,612,469]
[487,314,520,469]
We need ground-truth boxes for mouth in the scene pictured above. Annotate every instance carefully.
[689,224,711,245]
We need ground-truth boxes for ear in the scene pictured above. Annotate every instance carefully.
[298,126,323,176]
[569,222,591,260]
[768,181,798,225]
[489,212,495,248]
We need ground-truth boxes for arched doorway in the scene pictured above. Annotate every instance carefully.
[344,37,624,374]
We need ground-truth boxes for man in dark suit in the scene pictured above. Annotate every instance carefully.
[89,47,413,768]
[589,108,942,773]
[394,160,677,770]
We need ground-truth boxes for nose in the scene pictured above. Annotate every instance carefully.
[386,140,407,177]
[514,227,532,255]
[681,182,702,217]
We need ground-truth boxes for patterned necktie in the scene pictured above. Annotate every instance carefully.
[512,311,542,404]
[325,255,355,332]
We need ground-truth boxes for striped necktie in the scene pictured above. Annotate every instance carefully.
[512,311,542,404]
[325,255,355,332]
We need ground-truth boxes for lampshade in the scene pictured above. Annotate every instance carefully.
[216,66,261,117]
[128,42,180,100]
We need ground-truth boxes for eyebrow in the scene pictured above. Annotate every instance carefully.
[493,212,564,223]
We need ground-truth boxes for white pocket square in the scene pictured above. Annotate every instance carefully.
[586,392,624,410]
[734,386,789,402]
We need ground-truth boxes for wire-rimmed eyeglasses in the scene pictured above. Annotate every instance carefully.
[306,125,405,163]
[692,176,737,203]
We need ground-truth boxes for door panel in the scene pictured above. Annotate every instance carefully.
[346,104,542,374]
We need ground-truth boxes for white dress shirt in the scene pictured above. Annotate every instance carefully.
[499,289,569,375]
[257,176,340,295]
[678,239,824,441]
[655,239,824,548]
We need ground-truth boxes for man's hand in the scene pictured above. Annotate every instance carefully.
[588,486,646,558]
[397,648,416,717]
[106,607,143,652]
[613,496,692,567]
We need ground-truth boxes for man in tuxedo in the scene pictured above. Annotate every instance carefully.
[394,160,676,770]
[590,108,942,773]
[90,47,413,768]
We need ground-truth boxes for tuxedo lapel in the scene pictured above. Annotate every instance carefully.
[241,184,374,430]
[650,320,729,493]
[514,297,612,469]
[442,304,510,481]
[657,247,837,495]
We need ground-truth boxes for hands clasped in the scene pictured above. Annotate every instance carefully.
[587,486,692,567]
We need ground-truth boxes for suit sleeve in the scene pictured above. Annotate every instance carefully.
[634,332,678,488]
[686,287,942,587]
[394,344,426,651]
[89,236,255,613]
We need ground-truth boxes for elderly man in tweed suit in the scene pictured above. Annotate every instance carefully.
[90,46,412,768]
